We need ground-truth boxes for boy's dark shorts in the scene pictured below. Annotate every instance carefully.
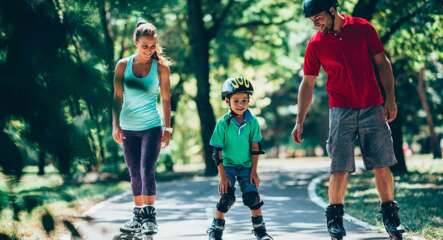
[326,105,397,172]
[223,166,258,194]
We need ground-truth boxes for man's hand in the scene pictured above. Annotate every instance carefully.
[384,97,397,123]
[291,122,304,144]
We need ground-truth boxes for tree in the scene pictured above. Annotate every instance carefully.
[186,0,296,175]
[349,0,440,174]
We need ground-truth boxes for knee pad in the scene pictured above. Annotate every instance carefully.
[216,189,235,213]
[242,191,263,210]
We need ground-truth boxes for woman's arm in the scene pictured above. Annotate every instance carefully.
[158,62,172,146]
[112,59,126,144]
[158,63,171,128]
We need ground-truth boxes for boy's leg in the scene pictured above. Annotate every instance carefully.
[208,167,236,239]
[215,167,236,214]
[208,218,225,240]
[251,208,262,217]
[215,209,225,219]
[237,168,271,239]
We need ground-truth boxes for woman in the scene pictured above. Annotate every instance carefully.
[112,20,172,236]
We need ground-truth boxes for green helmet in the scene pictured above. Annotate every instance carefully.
[221,76,254,100]
[303,0,338,17]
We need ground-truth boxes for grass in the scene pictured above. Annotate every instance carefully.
[0,165,130,239]
[316,158,443,240]
[0,162,201,239]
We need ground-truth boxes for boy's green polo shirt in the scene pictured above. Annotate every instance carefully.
[210,110,262,167]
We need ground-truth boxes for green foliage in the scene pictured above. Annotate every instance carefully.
[0,0,441,237]
[0,0,441,201]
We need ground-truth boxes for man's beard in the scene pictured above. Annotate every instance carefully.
[321,21,333,33]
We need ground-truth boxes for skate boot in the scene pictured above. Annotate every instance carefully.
[141,206,158,236]
[252,216,273,240]
[326,204,346,240]
[381,201,405,240]
[120,207,143,234]
[207,218,225,240]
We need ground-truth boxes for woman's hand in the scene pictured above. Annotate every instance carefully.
[161,130,171,148]
[112,126,123,144]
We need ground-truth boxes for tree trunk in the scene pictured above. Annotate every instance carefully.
[417,68,442,159]
[389,112,407,175]
[87,104,106,164]
[186,0,217,176]
[38,149,45,175]
[99,0,117,164]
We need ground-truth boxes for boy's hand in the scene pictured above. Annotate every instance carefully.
[250,171,260,187]
[219,174,230,194]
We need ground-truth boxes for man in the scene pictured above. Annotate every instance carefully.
[292,0,405,239]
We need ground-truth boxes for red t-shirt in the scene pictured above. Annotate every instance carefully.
[303,15,385,108]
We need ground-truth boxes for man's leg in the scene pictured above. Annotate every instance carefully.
[325,108,357,239]
[328,171,349,204]
[326,171,348,239]
[374,167,404,239]
[373,167,394,202]
[358,106,404,239]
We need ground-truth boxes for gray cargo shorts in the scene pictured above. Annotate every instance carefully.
[326,105,397,172]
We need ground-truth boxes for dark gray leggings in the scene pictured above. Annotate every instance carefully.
[122,127,162,196]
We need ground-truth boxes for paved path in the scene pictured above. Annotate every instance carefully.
[76,159,392,240]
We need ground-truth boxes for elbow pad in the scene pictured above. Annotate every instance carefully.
[212,147,223,166]
[251,142,265,155]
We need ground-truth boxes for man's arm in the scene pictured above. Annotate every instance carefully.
[292,75,317,143]
[373,52,397,122]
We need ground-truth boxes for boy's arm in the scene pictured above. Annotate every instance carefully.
[215,150,230,193]
[251,143,260,173]
[250,143,260,187]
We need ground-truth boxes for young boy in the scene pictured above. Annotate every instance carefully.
[207,77,273,240]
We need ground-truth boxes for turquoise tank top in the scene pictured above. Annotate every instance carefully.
[119,55,162,131]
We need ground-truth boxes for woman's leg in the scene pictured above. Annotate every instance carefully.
[121,130,144,233]
[140,127,162,203]
[122,130,143,204]
[137,127,162,235]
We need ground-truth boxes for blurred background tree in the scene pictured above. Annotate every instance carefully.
[0,0,442,181]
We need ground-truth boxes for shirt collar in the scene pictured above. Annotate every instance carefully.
[228,109,253,125]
